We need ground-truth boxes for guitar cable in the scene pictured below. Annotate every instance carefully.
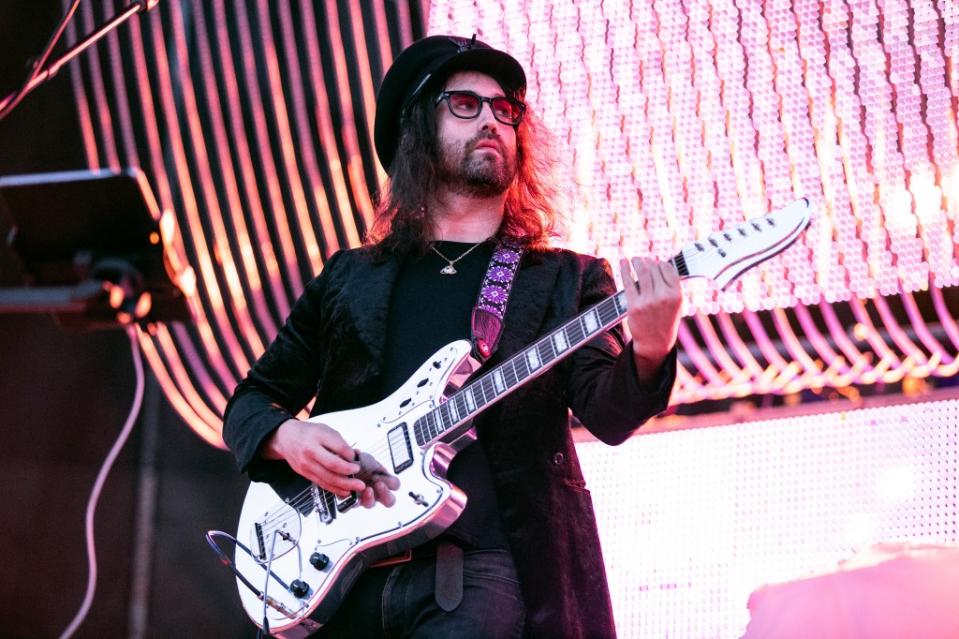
[59,325,145,639]
[260,530,281,638]
[205,529,298,637]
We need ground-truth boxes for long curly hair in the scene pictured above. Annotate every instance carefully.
[367,77,561,258]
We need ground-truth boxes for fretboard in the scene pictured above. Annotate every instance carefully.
[411,253,687,446]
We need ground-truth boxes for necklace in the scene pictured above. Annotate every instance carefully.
[429,239,487,275]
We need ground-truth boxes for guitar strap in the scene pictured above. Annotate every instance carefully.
[470,238,524,362]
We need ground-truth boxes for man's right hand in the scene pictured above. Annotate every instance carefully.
[263,419,399,508]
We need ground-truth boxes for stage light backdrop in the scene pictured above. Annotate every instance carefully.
[53,2,959,635]
[577,395,959,637]
[61,0,959,446]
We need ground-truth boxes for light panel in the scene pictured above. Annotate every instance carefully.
[62,1,959,444]
[577,395,959,637]
[429,0,959,312]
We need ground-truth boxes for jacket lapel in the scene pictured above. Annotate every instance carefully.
[343,251,400,380]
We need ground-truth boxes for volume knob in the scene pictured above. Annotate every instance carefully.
[309,552,330,570]
[290,579,310,598]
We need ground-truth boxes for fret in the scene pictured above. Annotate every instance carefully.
[552,329,569,353]
[597,299,618,325]
[514,352,530,380]
[482,377,494,404]
[503,362,518,388]
[477,378,491,405]
[612,291,627,316]
[464,387,476,411]
[538,338,555,364]
[415,417,424,445]
[415,413,431,446]
[672,252,687,277]
[568,320,585,344]
[493,369,506,393]
[525,348,541,371]
[454,393,468,420]
[440,404,453,429]
[583,308,600,334]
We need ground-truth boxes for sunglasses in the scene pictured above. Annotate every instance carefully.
[435,90,526,126]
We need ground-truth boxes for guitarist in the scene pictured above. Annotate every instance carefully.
[224,34,682,638]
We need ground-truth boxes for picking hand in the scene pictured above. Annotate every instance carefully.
[265,419,399,507]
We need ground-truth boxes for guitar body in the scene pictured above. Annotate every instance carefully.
[234,340,478,637]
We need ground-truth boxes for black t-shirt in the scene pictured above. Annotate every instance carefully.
[380,239,510,549]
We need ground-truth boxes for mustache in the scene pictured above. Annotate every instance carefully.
[467,132,504,154]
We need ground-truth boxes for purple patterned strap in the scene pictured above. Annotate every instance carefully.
[470,238,524,362]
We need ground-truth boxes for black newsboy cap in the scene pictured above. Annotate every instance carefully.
[374,34,527,173]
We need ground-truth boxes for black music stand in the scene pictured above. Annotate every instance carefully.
[0,168,193,329]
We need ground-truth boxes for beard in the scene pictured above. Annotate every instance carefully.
[438,132,517,197]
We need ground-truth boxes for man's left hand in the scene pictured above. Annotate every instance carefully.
[619,257,683,384]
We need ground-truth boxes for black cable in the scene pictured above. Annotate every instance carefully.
[204,530,293,596]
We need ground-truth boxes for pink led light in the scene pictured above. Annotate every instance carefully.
[64,0,958,443]
[577,396,959,636]
[437,0,959,312]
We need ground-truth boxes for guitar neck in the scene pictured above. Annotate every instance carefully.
[410,198,812,446]
[411,253,689,446]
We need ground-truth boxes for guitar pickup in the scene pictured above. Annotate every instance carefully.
[335,492,357,512]
[388,423,413,474]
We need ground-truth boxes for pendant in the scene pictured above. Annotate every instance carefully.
[440,264,457,275]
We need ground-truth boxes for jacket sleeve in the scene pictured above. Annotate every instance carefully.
[566,256,677,445]
[222,251,342,480]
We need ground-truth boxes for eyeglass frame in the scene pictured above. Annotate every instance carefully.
[434,90,527,126]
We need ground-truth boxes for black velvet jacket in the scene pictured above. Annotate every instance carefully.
[223,245,676,638]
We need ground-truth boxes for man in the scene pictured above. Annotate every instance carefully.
[224,34,681,638]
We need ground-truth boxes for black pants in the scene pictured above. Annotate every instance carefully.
[318,548,526,638]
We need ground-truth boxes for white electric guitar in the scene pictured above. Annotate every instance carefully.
[230,199,812,637]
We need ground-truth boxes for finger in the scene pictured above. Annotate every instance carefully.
[316,446,361,476]
[306,453,366,493]
[360,486,376,509]
[633,257,658,296]
[317,471,366,496]
[657,261,679,287]
[315,425,360,467]
[355,453,393,485]
[380,473,401,490]
[372,480,397,507]
[620,258,639,305]
[630,257,651,296]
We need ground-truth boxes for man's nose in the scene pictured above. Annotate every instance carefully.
[476,101,501,128]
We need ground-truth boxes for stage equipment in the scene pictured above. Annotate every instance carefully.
[0,168,194,329]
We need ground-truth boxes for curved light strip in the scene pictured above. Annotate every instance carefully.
[62,0,957,445]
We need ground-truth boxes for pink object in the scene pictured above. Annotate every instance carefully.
[743,544,959,638]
